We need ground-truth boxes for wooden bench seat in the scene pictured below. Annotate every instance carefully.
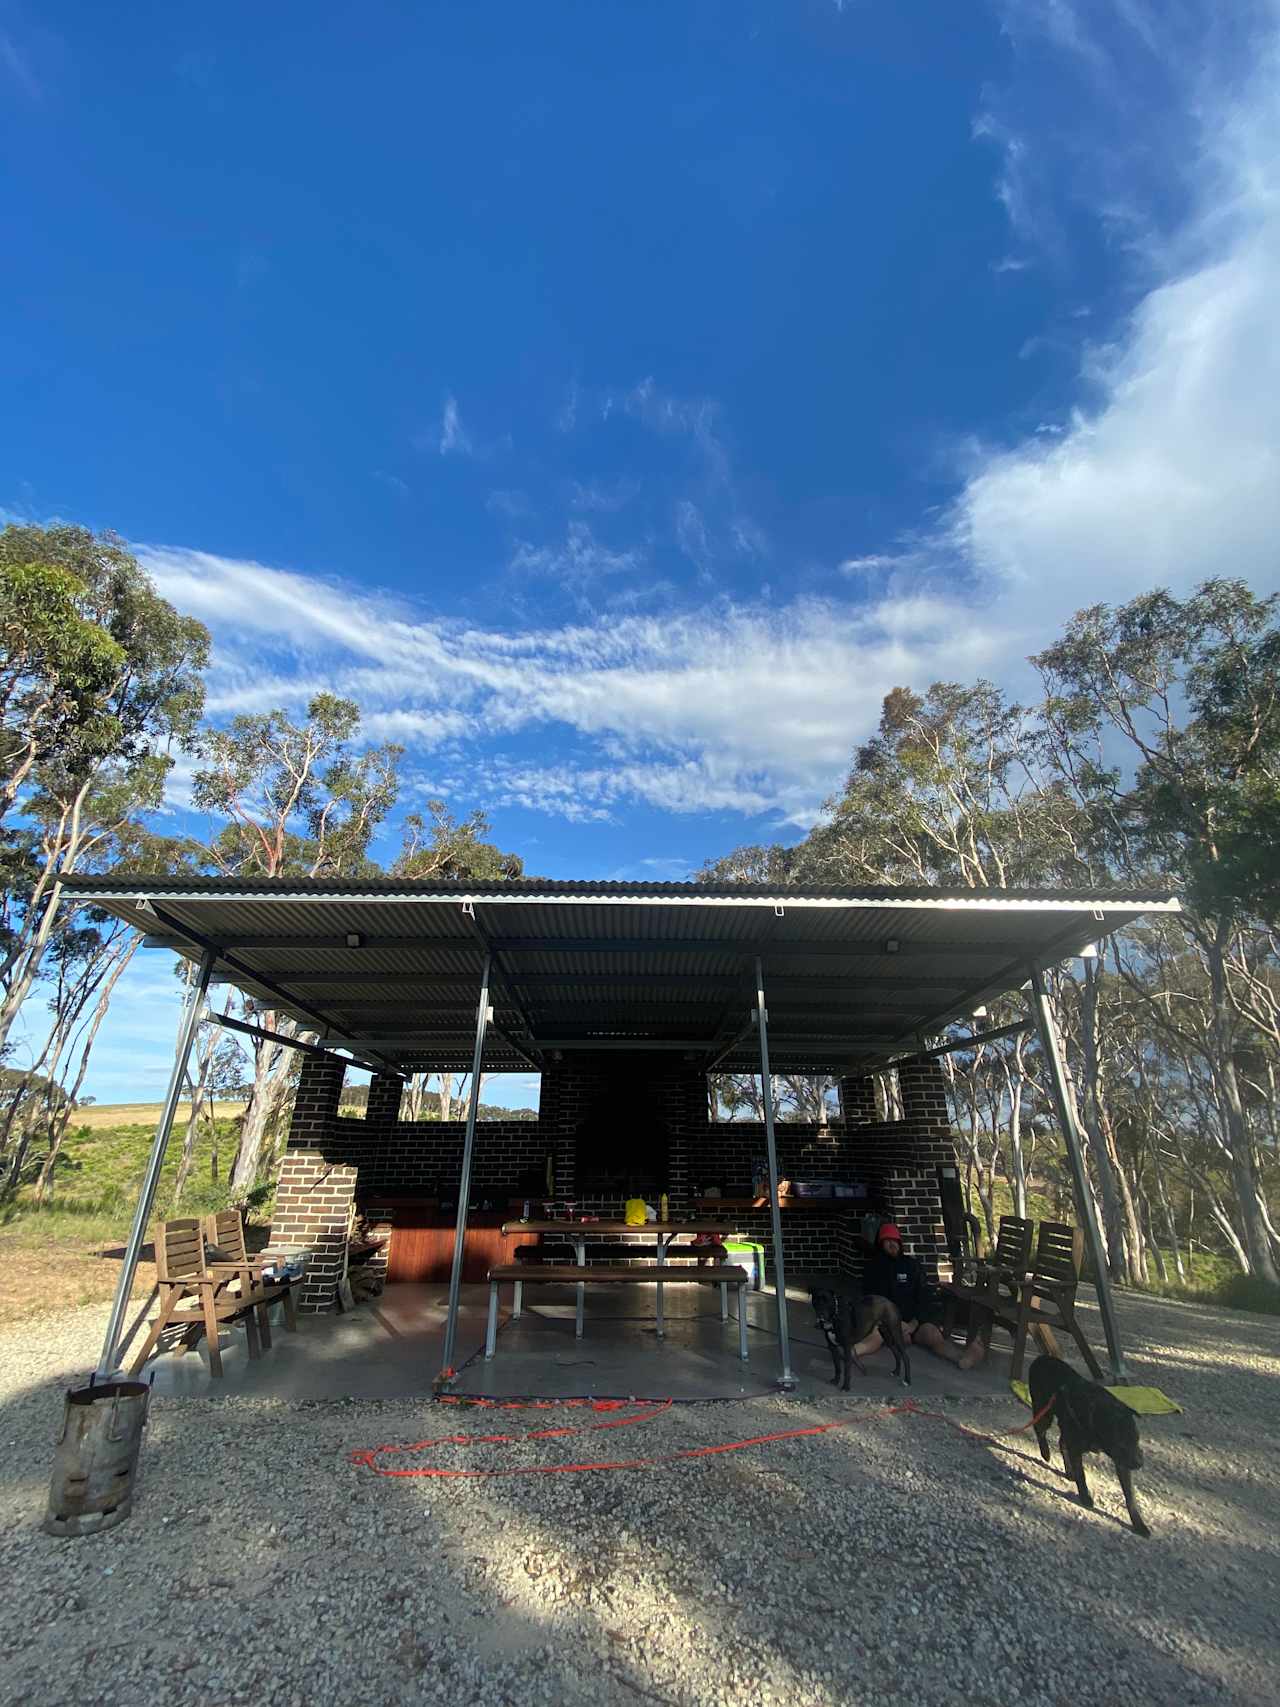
[965,1222,1103,1382]
[204,1207,298,1344]
[129,1214,296,1378]
[489,1263,744,1283]
[485,1263,750,1360]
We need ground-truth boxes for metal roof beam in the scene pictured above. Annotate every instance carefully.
[216,972,972,998]
[144,933,482,953]
[144,905,405,1078]
[878,916,1103,1056]
[145,932,1055,961]
[705,1012,756,1073]
[537,1038,722,1052]
[464,905,547,1069]
[887,1019,1033,1066]
[206,1012,391,1077]
[488,936,1048,959]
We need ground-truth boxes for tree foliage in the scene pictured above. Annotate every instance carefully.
[392,799,524,881]
[703,580,1280,1288]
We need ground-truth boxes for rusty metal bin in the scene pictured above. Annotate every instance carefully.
[43,1378,151,1537]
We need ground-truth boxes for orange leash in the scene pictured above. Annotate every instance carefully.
[350,1391,1058,1481]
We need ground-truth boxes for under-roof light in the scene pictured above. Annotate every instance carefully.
[971,1006,988,1020]
[346,933,362,948]
[884,938,900,954]
[1079,941,1099,959]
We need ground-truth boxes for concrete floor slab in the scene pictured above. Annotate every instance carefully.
[145,1281,1017,1403]
[454,1282,1014,1400]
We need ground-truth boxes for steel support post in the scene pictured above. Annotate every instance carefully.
[97,948,216,1377]
[441,952,492,1379]
[755,957,794,1387]
[1030,965,1129,1382]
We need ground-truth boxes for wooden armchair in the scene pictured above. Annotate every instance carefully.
[129,1218,268,1378]
[203,1208,297,1347]
[941,1213,1034,1338]
[973,1221,1104,1382]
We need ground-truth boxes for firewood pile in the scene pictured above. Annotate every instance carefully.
[347,1263,384,1303]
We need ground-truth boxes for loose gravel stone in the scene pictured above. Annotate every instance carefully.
[2,1293,1278,1706]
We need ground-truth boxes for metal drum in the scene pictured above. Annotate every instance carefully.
[43,1378,151,1537]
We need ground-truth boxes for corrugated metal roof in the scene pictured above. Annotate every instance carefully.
[64,874,1178,904]
[60,875,1179,1076]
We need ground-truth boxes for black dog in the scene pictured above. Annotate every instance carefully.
[1028,1353,1150,1537]
[810,1286,911,1389]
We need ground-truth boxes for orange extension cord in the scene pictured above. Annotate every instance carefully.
[350,1392,1059,1481]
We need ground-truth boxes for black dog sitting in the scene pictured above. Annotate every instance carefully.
[1028,1353,1150,1537]
[810,1286,911,1389]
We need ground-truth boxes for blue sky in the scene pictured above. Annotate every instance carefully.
[4,1,1280,1103]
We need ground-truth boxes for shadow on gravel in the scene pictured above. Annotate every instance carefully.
[5,1297,1280,1707]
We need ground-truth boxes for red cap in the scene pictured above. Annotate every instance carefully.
[878,1224,904,1246]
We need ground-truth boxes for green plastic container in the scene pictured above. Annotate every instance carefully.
[724,1239,764,1289]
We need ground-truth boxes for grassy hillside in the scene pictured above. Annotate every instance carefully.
[70,1099,248,1130]
[0,1111,252,1328]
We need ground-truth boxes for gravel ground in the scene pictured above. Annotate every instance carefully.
[2,1292,1278,1707]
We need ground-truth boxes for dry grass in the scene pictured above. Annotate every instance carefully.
[70,1100,247,1130]
[0,1107,250,1329]
[0,1223,155,1330]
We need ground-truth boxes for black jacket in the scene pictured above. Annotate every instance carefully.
[861,1249,929,1321]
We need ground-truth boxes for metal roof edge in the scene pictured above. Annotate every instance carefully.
[58,875,1182,911]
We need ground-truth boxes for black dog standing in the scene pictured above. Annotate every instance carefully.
[810,1287,912,1389]
[1029,1353,1150,1537]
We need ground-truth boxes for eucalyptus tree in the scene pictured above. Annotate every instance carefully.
[1034,580,1280,1283]
[192,694,403,1190]
[0,525,208,1058]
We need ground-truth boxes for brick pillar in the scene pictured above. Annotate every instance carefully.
[285,1051,346,1150]
[270,1152,358,1312]
[271,1052,354,1311]
[884,1057,955,1285]
[537,1057,577,1198]
[365,1071,403,1135]
[839,1075,877,1126]
[898,1058,951,1128]
[668,1063,707,1213]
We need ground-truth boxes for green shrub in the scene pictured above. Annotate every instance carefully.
[1215,1272,1280,1316]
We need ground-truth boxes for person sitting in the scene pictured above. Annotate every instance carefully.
[856,1223,985,1371]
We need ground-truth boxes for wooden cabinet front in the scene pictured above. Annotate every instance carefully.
[386,1212,511,1283]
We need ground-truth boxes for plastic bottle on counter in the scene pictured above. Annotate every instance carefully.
[659,1192,669,1223]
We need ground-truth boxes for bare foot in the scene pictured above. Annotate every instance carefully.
[958,1341,987,1371]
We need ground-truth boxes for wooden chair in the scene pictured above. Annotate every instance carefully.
[974,1221,1104,1382]
[204,1208,298,1348]
[941,1213,1034,1339]
[128,1218,268,1378]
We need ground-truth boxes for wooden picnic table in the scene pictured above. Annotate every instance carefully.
[499,1220,737,1338]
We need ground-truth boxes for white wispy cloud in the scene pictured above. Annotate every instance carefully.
[569,478,639,513]
[947,0,1280,638]
[508,520,643,589]
[140,536,1000,825]
[487,488,534,519]
[437,395,473,456]
[0,28,41,100]
[675,500,713,573]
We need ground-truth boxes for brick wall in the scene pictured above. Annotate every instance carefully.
[268,1052,959,1300]
[271,1148,358,1313]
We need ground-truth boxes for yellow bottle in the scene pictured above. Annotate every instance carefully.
[659,1192,669,1224]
